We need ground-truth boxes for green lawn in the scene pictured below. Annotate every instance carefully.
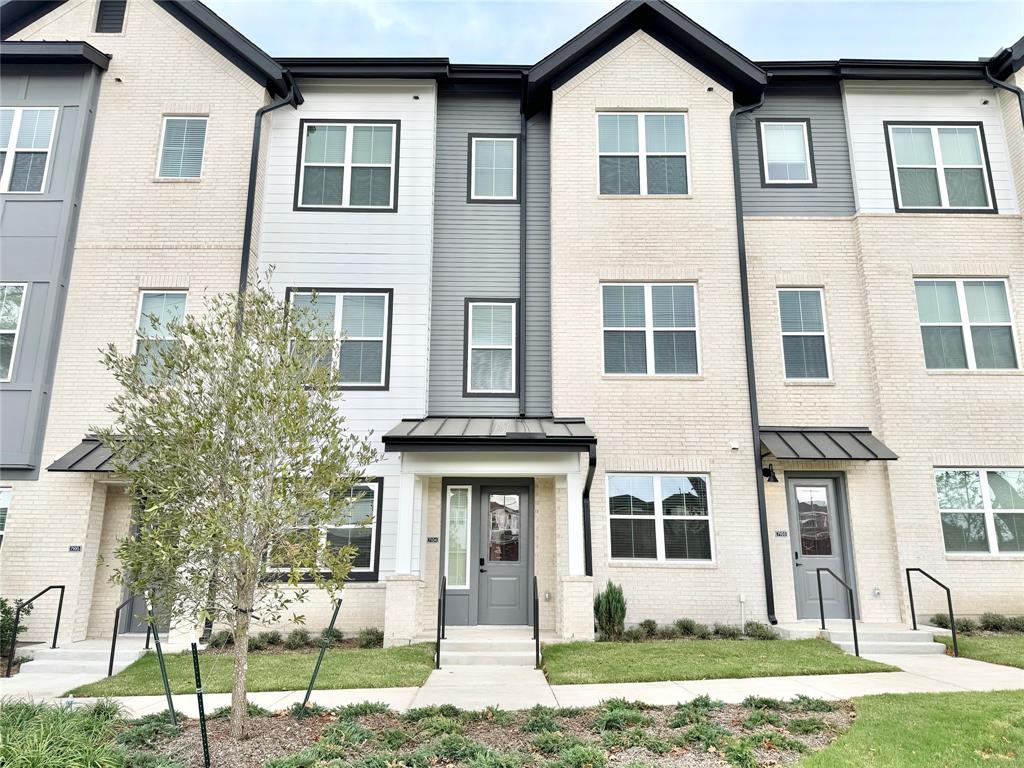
[69,644,435,697]
[801,690,1024,767]
[542,638,895,684]
[939,634,1024,669]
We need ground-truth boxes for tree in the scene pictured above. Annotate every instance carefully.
[96,277,377,739]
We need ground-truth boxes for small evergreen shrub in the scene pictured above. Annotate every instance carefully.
[654,625,679,640]
[638,619,658,638]
[288,701,329,718]
[206,629,232,648]
[790,695,837,713]
[743,730,807,752]
[377,728,412,749]
[928,613,951,629]
[208,701,270,720]
[979,612,1009,632]
[674,618,698,636]
[621,627,647,643]
[434,734,487,762]
[468,751,532,768]
[285,628,313,650]
[592,701,653,731]
[321,719,374,746]
[668,695,723,728]
[722,740,758,768]
[416,715,463,737]
[692,622,713,639]
[404,704,462,722]
[358,626,385,648]
[593,581,627,640]
[550,743,607,768]
[521,705,558,733]
[247,633,268,651]
[954,617,978,634]
[1008,616,1024,632]
[741,710,781,728]
[320,626,345,645]
[0,597,33,651]
[678,721,731,750]
[334,701,392,719]
[788,716,827,734]
[713,623,742,640]
[260,630,283,646]
[743,621,779,640]
[531,731,584,755]
[741,695,787,711]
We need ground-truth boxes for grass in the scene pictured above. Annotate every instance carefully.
[68,643,434,697]
[938,634,1024,669]
[542,639,895,685]
[801,690,1024,767]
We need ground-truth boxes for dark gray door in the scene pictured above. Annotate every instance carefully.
[478,487,530,625]
[787,477,851,620]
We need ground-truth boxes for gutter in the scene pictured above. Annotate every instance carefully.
[983,58,1024,130]
[582,443,596,577]
[729,90,777,625]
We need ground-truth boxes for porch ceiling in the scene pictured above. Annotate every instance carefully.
[382,417,595,452]
[760,427,897,461]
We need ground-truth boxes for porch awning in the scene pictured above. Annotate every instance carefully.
[760,427,897,461]
[383,417,595,452]
[48,436,116,472]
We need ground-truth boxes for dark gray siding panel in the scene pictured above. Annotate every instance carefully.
[525,112,551,416]
[736,82,855,216]
[0,64,101,479]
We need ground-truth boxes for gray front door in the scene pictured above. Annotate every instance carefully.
[477,487,530,625]
[787,477,852,620]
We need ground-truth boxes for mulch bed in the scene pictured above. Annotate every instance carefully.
[156,713,326,767]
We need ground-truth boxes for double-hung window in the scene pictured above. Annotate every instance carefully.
[598,113,688,195]
[758,119,814,184]
[297,120,398,210]
[608,474,712,562]
[469,135,518,201]
[914,279,1018,370]
[886,123,995,211]
[291,289,391,388]
[778,288,830,379]
[158,117,207,179]
[135,291,186,373]
[935,468,1024,554]
[0,284,26,382]
[445,485,471,589]
[326,482,380,576]
[465,300,516,395]
[0,107,58,193]
[602,283,699,375]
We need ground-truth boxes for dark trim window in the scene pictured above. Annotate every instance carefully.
[294,119,400,211]
[602,283,700,375]
[883,122,997,212]
[757,118,815,186]
[914,278,1018,370]
[778,288,831,380]
[0,107,58,193]
[95,0,127,33]
[0,487,10,549]
[288,288,393,390]
[597,112,689,195]
[464,298,518,396]
[0,283,26,382]
[468,134,519,202]
[935,468,1024,554]
[607,473,713,562]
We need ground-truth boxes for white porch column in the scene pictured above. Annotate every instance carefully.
[566,470,585,576]
[394,469,417,574]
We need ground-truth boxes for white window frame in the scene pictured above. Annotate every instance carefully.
[444,485,473,590]
[886,123,994,211]
[0,107,59,194]
[469,136,518,201]
[759,120,814,185]
[606,473,715,564]
[296,121,398,210]
[596,112,690,196]
[601,282,701,376]
[935,468,1024,556]
[915,277,1018,371]
[156,116,208,180]
[466,300,517,394]
[0,283,27,383]
[134,290,187,355]
[0,486,10,550]
[777,287,832,381]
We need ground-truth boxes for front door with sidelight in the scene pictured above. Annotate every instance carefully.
[477,487,531,625]
[787,477,852,620]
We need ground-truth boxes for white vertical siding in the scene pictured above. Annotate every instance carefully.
[259,80,437,576]
[842,81,1020,214]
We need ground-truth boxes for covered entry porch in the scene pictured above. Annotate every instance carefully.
[381,417,597,646]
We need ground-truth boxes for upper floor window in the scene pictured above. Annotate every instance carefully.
[598,113,688,196]
[0,283,27,382]
[469,135,518,202]
[135,291,186,376]
[758,119,814,185]
[95,0,127,32]
[608,474,712,562]
[465,300,516,395]
[0,487,10,549]
[296,120,399,211]
[935,468,1024,554]
[158,117,207,179]
[778,288,830,380]
[291,289,392,389]
[914,279,1017,370]
[885,123,995,211]
[602,283,699,376]
[0,107,58,193]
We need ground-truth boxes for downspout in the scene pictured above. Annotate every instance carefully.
[519,109,529,415]
[729,89,777,624]
[983,65,1024,130]
[582,443,596,577]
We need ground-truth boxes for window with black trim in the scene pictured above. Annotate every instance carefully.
[290,289,392,389]
[607,474,713,562]
[914,278,1018,370]
[757,119,814,185]
[95,0,126,33]
[0,487,10,550]
[469,135,518,202]
[295,120,399,210]
[465,299,517,395]
[885,122,996,211]
[1,283,26,382]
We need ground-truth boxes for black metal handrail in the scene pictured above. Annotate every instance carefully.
[532,576,540,670]
[435,576,447,670]
[108,597,153,676]
[4,585,65,677]
[906,568,958,657]
[816,568,859,657]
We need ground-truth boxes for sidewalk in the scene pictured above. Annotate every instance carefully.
[22,652,1022,718]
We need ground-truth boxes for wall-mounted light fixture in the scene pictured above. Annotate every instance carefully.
[762,464,779,483]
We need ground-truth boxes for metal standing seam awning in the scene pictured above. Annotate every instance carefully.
[760,427,898,461]
[47,436,117,472]
[382,417,596,452]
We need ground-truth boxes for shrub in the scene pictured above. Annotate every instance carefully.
[592,703,652,732]
[247,633,268,651]
[743,621,779,640]
[790,695,836,713]
[621,627,647,643]
[638,619,658,638]
[713,623,742,640]
[208,701,271,720]
[321,718,374,746]
[550,743,607,768]
[955,617,978,634]
[593,581,626,640]
[468,750,532,768]
[0,597,33,652]
[404,704,462,722]
[206,629,232,648]
[741,695,787,711]
[979,612,1009,632]
[321,626,345,646]
[521,705,558,733]
[743,730,807,752]
[654,625,679,640]
[288,701,329,718]
[741,710,781,728]
[434,734,487,762]
[678,721,731,750]
[674,618,698,636]
[722,740,758,768]
[416,715,463,737]
[265,748,321,768]
[602,728,671,754]
[123,752,188,768]
[285,628,313,650]
[1008,616,1024,633]
[929,613,951,629]
[377,728,412,749]
[787,716,827,734]
[335,701,393,719]
[531,731,585,755]
[260,630,283,646]
[358,626,385,648]
[479,705,515,725]
[668,695,722,728]
[118,710,182,747]
[692,622,713,639]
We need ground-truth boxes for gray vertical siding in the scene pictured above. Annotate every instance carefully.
[736,82,855,216]
[0,64,102,479]
[525,113,552,416]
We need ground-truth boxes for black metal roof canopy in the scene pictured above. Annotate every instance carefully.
[383,417,595,453]
[0,40,110,69]
[48,436,117,472]
[760,427,897,462]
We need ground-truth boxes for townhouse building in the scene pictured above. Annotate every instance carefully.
[1,0,1021,651]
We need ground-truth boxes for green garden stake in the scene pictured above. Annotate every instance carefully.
[302,597,342,710]
[191,640,212,768]
[145,591,176,726]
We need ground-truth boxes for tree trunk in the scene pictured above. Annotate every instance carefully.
[229,607,251,740]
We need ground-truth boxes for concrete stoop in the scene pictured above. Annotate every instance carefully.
[436,626,538,668]
[16,635,187,678]
[777,621,950,655]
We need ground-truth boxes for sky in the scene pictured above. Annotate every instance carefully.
[201,0,1024,64]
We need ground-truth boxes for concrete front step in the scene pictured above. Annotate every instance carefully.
[19,660,137,675]
[826,630,938,644]
[441,650,537,667]
[25,648,148,662]
[439,640,535,653]
[835,640,946,655]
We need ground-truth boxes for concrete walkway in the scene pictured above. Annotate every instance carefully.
[15,652,1020,717]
